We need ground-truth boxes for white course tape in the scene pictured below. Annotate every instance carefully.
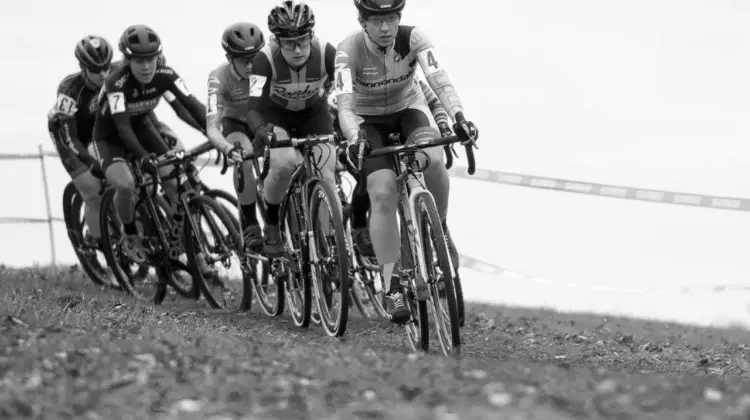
[448,166,750,212]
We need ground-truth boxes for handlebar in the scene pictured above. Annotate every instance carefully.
[131,141,215,199]
[362,134,477,175]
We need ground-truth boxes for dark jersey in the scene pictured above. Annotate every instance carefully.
[96,64,206,158]
[47,72,100,146]
[98,65,192,118]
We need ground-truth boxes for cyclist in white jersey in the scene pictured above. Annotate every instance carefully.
[334,0,479,323]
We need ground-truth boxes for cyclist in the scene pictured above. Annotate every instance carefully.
[330,72,457,265]
[334,0,479,322]
[247,0,338,256]
[206,22,266,251]
[48,35,113,250]
[92,24,208,263]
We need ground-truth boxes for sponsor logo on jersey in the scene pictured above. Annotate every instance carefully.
[271,83,322,101]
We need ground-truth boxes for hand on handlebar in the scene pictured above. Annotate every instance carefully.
[452,111,479,146]
[139,153,160,177]
[226,145,245,164]
[347,130,370,172]
[252,123,276,150]
[438,121,453,138]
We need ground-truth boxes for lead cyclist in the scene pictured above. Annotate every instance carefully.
[334,0,478,323]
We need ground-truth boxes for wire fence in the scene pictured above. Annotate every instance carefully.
[2,143,748,266]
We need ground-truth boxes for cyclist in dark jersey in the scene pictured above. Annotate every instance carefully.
[48,35,113,249]
[93,24,207,262]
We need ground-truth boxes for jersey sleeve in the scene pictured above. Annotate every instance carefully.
[334,37,359,143]
[416,74,450,127]
[410,27,464,119]
[323,42,337,94]
[246,52,274,133]
[160,66,207,131]
[50,80,79,121]
[206,67,232,153]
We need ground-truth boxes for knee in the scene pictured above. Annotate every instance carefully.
[106,162,135,193]
[367,172,397,212]
[73,171,103,205]
[267,150,296,180]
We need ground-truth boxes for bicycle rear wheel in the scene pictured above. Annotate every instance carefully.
[414,192,461,356]
[309,180,350,337]
[63,182,113,287]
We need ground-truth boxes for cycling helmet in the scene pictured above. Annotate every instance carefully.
[354,0,405,16]
[222,22,266,57]
[268,1,315,38]
[75,35,113,70]
[119,25,162,59]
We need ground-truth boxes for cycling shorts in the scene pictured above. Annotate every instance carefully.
[359,103,439,176]
[261,97,333,140]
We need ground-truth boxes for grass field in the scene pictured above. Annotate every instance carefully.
[1,265,750,419]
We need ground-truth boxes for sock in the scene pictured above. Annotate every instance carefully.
[351,190,370,229]
[384,262,399,292]
[123,221,138,235]
[266,201,280,225]
[241,203,258,227]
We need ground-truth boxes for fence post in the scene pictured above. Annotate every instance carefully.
[38,144,56,265]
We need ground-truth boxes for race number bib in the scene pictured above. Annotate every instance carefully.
[107,92,126,114]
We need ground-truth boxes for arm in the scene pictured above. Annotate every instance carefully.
[164,91,203,132]
[50,90,91,158]
[162,68,207,130]
[411,28,464,121]
[415,74,450,127]
[333,40,359,143]
[205,72,233,154]
[246,53,274,135]
[323,42,336,95]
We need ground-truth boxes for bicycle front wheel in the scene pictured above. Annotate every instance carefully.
[308,180,350,337]
[183,194,246,310]
[414,192,461,356]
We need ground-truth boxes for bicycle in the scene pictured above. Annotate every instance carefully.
[356,132,476,356]
[63,173,170,288]
[248,133,350,337]
[332,144,385,319]
[99,145,242,306]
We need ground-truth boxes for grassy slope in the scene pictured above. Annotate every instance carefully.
[1,265,750,419]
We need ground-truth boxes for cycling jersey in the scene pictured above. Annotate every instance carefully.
[108,59,201,132]
[206,62,251,153]
[48,72,100,147]
[48,72,101,177]
[96,64,205,158]
[247,37,336,124]
[328,73,449,134]
[334,26,464,142]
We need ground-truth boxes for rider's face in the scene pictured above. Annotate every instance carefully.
[231,55,255,78]
[278,33,312,68]
[129,56,159,84]
[363,13,400,48]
